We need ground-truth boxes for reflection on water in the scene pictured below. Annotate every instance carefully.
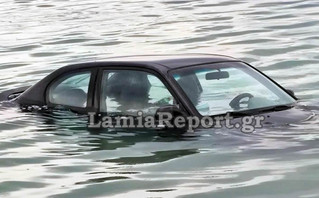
[1,0,319,197]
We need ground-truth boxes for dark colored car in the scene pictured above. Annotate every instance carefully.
[0,54,315,127]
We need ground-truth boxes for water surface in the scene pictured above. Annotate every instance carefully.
[1,0,319,197]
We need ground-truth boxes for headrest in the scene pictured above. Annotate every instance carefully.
[52,87,87,108]
[106,71,151,100]
[177,76,201,106]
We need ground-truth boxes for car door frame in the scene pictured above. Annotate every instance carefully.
[93,64,189,117]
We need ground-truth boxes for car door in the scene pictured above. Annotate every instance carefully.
[98,68,178,118]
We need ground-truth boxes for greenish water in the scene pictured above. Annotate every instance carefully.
[0,0,319,197]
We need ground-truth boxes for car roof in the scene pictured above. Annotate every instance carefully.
[103,53,239,69]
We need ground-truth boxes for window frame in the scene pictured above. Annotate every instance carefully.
[95,66,184,116]
[45,68,98,114]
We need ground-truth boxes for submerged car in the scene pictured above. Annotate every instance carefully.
[0,54,315,128]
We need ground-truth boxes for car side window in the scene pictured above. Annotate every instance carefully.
[100,70,174,116]
[48,71,91,108]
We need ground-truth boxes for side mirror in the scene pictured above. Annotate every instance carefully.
[155,105,188,133]
[286,89,296,97]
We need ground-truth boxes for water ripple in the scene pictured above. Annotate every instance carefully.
[1,0,319,197]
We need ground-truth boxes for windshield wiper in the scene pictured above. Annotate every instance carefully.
[225,110,255,117]
[254,104,294,114]
[225,104,294,118]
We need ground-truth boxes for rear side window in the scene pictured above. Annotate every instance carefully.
[48,72,91,108]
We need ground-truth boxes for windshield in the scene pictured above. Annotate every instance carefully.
[171,62,295,116]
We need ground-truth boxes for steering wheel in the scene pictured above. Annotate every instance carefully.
[229,93,254,110]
